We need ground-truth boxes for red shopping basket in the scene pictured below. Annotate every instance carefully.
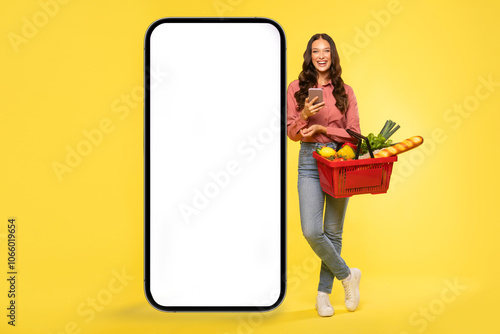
[313,129,397,198]
[313,152,397,198]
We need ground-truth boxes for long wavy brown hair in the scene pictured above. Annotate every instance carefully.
[294,33,349,114]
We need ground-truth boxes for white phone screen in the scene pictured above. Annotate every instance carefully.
[144,18,286,311]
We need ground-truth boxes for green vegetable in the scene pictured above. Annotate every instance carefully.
[380,120,400,141]
[360,120,400,154]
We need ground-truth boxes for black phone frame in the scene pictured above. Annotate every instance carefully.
[144,17,287,312]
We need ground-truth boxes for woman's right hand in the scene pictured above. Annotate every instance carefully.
[301,97,325,120]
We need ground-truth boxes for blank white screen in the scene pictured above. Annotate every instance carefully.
[148,21,283,307]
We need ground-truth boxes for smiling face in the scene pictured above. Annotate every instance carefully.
[311,38,331,75]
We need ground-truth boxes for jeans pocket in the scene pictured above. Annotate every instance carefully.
[299,149,313,163]
[298,149,318,177]
[299,148,310,156]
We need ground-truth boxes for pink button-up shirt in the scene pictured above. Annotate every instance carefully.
[287,79,361,144]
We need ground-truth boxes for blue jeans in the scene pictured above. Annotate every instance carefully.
[297,141,351,294]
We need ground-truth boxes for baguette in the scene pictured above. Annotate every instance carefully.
[375,136,424,158]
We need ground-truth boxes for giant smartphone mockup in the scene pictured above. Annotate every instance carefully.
[144,18,286,311]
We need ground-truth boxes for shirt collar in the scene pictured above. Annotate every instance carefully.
[317,80,333,88]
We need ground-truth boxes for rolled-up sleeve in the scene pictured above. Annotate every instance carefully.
[287,81,308,142]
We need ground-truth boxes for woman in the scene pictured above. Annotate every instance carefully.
[287,33,362,317]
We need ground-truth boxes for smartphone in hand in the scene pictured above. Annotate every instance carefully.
[308,88,323,105]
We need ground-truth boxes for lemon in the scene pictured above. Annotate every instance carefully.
[319,146,336,158]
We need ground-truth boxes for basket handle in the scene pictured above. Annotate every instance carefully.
[346,129,375,159]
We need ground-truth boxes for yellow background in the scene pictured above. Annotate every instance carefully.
[2,0,499,333]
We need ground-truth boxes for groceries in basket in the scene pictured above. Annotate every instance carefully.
[315,120,424,160]
[312,121,424,198]
[316,143,356,161]
[358,120,400,156]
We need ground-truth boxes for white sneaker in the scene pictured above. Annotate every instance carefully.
[342,268,361,311]
[315,292,334,317]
